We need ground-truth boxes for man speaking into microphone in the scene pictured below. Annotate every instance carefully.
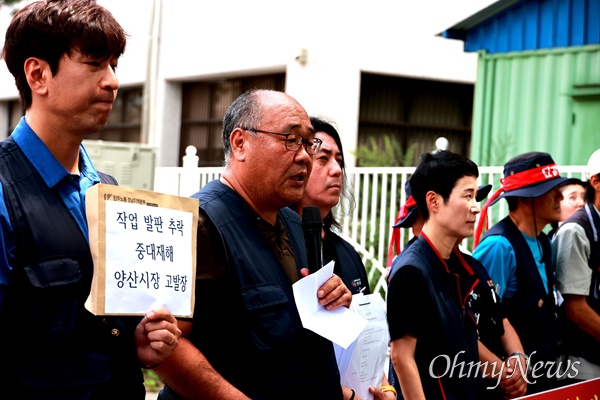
[155,90,353,400]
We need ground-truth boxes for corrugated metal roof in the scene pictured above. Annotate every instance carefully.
[441,0,600,53]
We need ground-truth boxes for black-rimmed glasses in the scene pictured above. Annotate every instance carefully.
[244,128,323,155]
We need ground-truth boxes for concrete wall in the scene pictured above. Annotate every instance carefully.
[0,0,496,166]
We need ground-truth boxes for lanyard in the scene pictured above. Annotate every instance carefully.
[421,232,480,308]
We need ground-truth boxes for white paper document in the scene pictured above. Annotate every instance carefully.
[335,293,390,400]
[292,261,368,349]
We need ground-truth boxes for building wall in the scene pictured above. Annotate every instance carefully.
[471,44,600,166]
[0,0,496,167]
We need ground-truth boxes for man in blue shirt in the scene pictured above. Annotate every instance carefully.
[473,152,573,394]
[0,1,180,398]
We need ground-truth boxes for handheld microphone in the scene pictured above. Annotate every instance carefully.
[302,206,323,274]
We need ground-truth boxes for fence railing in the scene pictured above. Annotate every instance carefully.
[154,155,588,297]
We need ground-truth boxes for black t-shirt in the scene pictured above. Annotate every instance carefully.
[387,236,483,400]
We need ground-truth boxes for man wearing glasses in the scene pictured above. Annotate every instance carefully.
[156,89,352,400]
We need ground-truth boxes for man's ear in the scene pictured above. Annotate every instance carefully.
[24,57,49,96]
[229,128,247,161]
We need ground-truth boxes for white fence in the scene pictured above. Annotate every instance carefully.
[154,155,588,297]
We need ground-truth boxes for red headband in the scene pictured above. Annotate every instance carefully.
[386,196,417,267]
[473,163,560,248]
[396,196,416,222]
[500,163,560,191]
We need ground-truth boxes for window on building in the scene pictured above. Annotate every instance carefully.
[180,74,285,166]
[87,87,143,142]
[7,99,23,133]
[358,73,474,166]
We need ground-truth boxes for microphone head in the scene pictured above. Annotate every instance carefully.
[302,206,322,228]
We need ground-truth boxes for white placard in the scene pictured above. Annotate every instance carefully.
[104,200,194,315]
[85,184,198,317]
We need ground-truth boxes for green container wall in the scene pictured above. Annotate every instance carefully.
[471,44,600,166]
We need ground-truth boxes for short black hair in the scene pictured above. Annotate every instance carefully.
[2,0,127,110]
[410,150,479,221]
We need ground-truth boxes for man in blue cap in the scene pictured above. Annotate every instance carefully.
[473,151,573,394]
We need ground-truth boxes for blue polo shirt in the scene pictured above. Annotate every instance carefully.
[472,233,549,300]
[0,117,100,307]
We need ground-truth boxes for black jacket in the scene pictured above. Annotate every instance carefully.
[0,136,144,400]
[162,179,342,400]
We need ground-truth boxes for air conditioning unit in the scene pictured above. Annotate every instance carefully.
[82,140,157,190]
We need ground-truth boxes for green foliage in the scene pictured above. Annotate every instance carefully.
[143,368,164,393]
[0,0,21,16]
[353,135,416,167]
[0,0,20,8]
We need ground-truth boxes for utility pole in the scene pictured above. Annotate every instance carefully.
[141,0,162,145]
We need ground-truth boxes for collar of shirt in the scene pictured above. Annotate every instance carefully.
[256,213,298,283]
[11,117,101,240]
[12,117,101,188]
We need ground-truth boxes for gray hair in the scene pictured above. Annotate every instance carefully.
[221,89,265,166]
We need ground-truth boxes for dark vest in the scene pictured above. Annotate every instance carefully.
[482,216,559,361]
[557,203,600,364]
[189,180,342,400]
[325,229,370,295]
[388,236,482,400]
[0,137,144,399]
[461,252,505,358]
[387,246,504,398]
